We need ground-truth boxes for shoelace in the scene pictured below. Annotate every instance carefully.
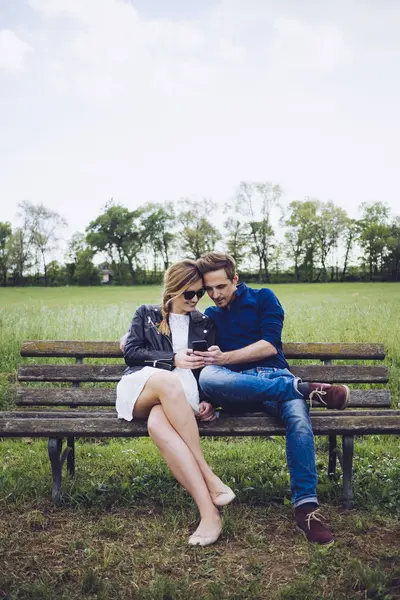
[305,508,325,530]
[309,387,327,408]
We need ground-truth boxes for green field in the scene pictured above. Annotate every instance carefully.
[1,283,400,599]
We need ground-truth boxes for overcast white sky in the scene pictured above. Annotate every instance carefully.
[1,0,399,239]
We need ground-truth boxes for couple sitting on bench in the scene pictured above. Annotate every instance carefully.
[117,252,349,547]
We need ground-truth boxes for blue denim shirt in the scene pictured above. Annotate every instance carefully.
[204,282,289,372]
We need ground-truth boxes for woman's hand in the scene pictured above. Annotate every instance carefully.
[174,349,205,370]
[197,401,218,422]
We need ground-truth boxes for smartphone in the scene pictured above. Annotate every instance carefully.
[192,340,208,352]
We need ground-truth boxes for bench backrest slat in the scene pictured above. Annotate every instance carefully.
[20,341,386,360]
[17,364,389,383]
[15,387,392,408]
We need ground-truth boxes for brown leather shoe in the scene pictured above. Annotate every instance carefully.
[295,505,334,545]
[308,383,350,410]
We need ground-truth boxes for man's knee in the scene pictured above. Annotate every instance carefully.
[199,365,221,391]
[281,399,313,432]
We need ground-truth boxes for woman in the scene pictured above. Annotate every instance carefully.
[116,259,235,546]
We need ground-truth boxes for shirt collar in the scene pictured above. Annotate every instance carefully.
[223,282,246,310]
[234,282,247,298]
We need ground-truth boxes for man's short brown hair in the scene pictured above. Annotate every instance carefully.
[196,252,236,281]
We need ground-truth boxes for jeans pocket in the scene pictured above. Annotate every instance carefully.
[257,367,276,378]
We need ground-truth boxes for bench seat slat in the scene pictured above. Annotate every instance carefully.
[18,364,389,384]
[16,388,392,408]
[21,341,386,360]
[1,413,400,437]
[4,410,398,419]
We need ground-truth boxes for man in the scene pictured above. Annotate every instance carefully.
[195,252,349,546]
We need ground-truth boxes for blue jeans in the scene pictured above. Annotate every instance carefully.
[199,365,318,508]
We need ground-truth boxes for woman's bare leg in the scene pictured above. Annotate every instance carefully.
[133,371,233,504]
[147,405,221,543]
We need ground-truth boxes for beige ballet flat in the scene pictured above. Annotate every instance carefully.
[188,529,222,547]
[211,487,236,507]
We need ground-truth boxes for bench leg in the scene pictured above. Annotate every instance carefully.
[48,438,63,505]
[66,436,75,477]
[328,434,337,479]
[342,435,355,508]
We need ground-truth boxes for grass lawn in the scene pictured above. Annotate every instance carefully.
[0,283,400,599]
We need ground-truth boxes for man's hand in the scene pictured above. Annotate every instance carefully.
[174,349,205,370]
[120,333,129,353]
[194,345,226,366]
[197,401,218,422]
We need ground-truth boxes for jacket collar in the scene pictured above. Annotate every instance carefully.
[148,304,207,325]
[189,310,208,324]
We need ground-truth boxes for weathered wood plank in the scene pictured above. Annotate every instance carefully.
[18,364,125,382]
[291,366,388,383]
[18,364,389,383]
[21,341,123,358]
[4,410,397,419]
[1,413,400,436]
[284,343,385,360]
[21,340,386,360]
[16,387,392,408]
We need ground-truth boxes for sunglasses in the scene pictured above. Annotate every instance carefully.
[183,288,205,300]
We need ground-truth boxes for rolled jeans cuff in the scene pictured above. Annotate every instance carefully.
[293,376,304,398]
[293,496,319,508]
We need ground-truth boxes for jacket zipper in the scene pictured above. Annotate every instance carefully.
[147,316,173,351]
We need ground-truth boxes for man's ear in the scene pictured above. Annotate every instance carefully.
[233,273,239,285]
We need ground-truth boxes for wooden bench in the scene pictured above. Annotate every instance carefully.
[1,341,399,507]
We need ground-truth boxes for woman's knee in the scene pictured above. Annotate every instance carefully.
[149,371,182,395]
[147,405,167,437]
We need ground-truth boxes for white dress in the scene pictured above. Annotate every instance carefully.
[116,313,200,421]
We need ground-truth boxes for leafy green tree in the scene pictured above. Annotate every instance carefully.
[315,202,348,281]
[17,201,67,285]
[0,221,12,286]
[358,202,391,279]
[285,199,349,282]
[384,217,400,281]
[66,233,100,285]
[178,199,221,260]
[74,251,101,285]
[284,200,319,282]
[141,202,177,270]
[234,181,282,282]
[269,242,286,278]
[46,260,68,286]
[7,227,34,285]
[86,201,144,284]
[341,218,358,281]
[223,216,249,269]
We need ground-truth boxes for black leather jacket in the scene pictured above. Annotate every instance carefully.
[123,304,216,395]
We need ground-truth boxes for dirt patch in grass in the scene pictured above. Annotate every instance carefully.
[1,501,399,599]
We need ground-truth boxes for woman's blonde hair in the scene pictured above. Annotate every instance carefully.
[159,259,203,335]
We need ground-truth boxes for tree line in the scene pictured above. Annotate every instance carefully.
[1,182,399,286]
